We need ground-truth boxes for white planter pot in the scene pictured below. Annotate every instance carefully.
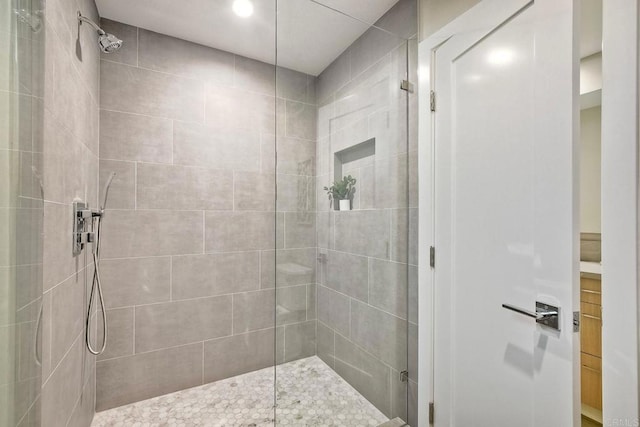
[339,199,351,211]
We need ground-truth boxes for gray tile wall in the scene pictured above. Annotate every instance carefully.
[39,0,102,425]
[314,0,419,425]
[96,20,318,411]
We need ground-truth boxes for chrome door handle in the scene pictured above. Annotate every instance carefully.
[502,301,561,331]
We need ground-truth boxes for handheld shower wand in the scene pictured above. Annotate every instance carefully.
[86,172,116,355]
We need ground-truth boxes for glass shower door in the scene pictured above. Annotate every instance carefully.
[274,0,416,424]
[0,0,45,425]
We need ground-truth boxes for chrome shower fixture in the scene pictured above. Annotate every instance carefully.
[77,11,123,53]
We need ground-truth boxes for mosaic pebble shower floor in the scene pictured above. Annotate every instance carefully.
[92,356,389,427]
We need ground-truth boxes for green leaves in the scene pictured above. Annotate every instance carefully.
[324,175,357,202]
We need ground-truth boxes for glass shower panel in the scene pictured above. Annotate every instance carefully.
[0,0,45,425]
[275,1,413,424]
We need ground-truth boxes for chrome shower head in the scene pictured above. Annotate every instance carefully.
[78,11,123,53]
[98,33,123,53]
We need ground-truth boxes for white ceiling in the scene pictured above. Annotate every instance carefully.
[95,0,400,76]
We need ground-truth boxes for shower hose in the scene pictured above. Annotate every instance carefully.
[86,213,107,355]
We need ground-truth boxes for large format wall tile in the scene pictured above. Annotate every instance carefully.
[50,274,85,368]
[334,210,390,259]
[232,290,275,334]
[324,250,368,302]
[260,248,316,288]
[276,285,308,326]
[101,210,203,259]
[276,174,315,212]
[172,252,260,300]
[42,338,84,427]
[96,343,203,410]
[368,258,408,319]
[138,29,234,85]
[277,67,316,105]
[317,285,350,338]
[233,172,275,211]
[285,101,317,140]
[100,60,205,122]
[205,211,281,252]
[350,300,407,371]
[235,56,275,96]
[97,308,134,361]
[42,203,73,290]
[316,50,351,104]
[134,296,232,353]
[334,333,391,416]
[284,212,316,249]
[276,136,316,176]
[283,320,316,362]
[317,321,335,367]
[173,121,261,171]
[99,110,173,163]
[100,257,171,308]
[205,84,275,134]
[137,163,233,210]
[99,160,135,210]
[203,329,275,383]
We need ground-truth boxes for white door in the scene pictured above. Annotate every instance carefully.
[431,0,579,425]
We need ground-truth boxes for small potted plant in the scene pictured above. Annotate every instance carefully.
[324,175,356,211]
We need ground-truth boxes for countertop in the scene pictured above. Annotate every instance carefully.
[580,261,602,275]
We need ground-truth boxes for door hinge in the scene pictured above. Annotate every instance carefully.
[573,311,580,332]
[429,402,435,424]
[400,79,414,93]
[430,90,436,112]
[429,246,435,268]
[400,370,409,383]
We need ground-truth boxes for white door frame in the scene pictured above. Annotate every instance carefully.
[417,0,640,425]
[601,0,639,425]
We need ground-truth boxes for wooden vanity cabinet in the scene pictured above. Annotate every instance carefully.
[580,273,602,411]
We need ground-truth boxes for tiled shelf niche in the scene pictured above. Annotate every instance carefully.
[332,138,375,211]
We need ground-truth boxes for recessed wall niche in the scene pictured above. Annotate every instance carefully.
[333,138,376,210]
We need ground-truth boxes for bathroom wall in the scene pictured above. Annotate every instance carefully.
[40,0,102,425]
[581,106,602,233]
[419,0,480,40]
[314,0,419,424]
[95,21,317,410]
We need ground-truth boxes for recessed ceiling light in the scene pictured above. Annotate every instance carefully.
[233,0,254,17]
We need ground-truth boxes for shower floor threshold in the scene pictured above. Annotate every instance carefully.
[92,355,389,427]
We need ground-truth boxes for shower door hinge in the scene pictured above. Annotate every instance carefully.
[430,91,436,112]
[429,402,435,424]
[399,370,409,383]
[429,246,435,268]
[573,311,580,332]
[400,80,414,93]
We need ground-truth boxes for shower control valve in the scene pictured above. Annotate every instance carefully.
[73,201,99,256]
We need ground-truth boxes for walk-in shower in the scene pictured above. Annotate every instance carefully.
[1,0,418,425]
